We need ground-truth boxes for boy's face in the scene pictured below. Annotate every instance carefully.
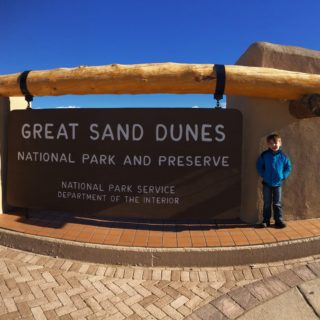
[268,138,282,152]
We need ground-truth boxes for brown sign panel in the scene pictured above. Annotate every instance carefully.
[7,108,242,220]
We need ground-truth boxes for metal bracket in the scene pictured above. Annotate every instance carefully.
[18,70,33,109]
[213,64,226,108]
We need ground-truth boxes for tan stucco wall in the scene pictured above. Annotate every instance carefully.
[228,42,320,223]
[9,96,30,109]
[0,97,28,213]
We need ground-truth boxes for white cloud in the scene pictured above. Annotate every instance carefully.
[56,105,79,109]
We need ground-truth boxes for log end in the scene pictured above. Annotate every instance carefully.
[289,94,320,119]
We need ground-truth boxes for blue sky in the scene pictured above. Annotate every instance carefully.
[1,0,320,109]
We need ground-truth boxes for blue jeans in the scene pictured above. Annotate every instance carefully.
[262,184,283,223]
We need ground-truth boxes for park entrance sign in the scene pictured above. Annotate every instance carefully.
[7,108,242,219]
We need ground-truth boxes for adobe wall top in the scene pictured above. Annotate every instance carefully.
[237,41,320,73]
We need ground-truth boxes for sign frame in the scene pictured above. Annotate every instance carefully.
[7,108,242,220]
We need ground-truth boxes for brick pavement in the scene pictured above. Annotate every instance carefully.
[0,245,319,319]
[1,212,320,248]
[1,214,320,268]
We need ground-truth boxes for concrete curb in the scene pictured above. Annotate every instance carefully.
[187,262,320,320]
[0,228,320,267]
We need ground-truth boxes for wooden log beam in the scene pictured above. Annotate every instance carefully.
[1,63,320,100]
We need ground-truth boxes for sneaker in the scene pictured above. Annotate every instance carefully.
[260,221,270,228]
[275,221,287,228]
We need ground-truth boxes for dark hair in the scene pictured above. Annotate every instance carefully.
[266,133,281,143]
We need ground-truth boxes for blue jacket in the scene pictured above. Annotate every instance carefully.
[256,149,292,187]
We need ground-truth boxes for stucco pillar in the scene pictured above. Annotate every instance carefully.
[0,97,28,213]
[228,42,320,223]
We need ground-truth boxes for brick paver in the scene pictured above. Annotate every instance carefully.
[1,212,320,248]
[0,245,319,319]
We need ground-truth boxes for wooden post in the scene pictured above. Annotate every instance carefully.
[1,63,320,101]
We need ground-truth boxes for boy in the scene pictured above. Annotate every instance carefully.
[256,133,292,228]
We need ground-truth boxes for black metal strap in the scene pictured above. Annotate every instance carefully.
[18,70,33,109]
[213,64,226,107]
